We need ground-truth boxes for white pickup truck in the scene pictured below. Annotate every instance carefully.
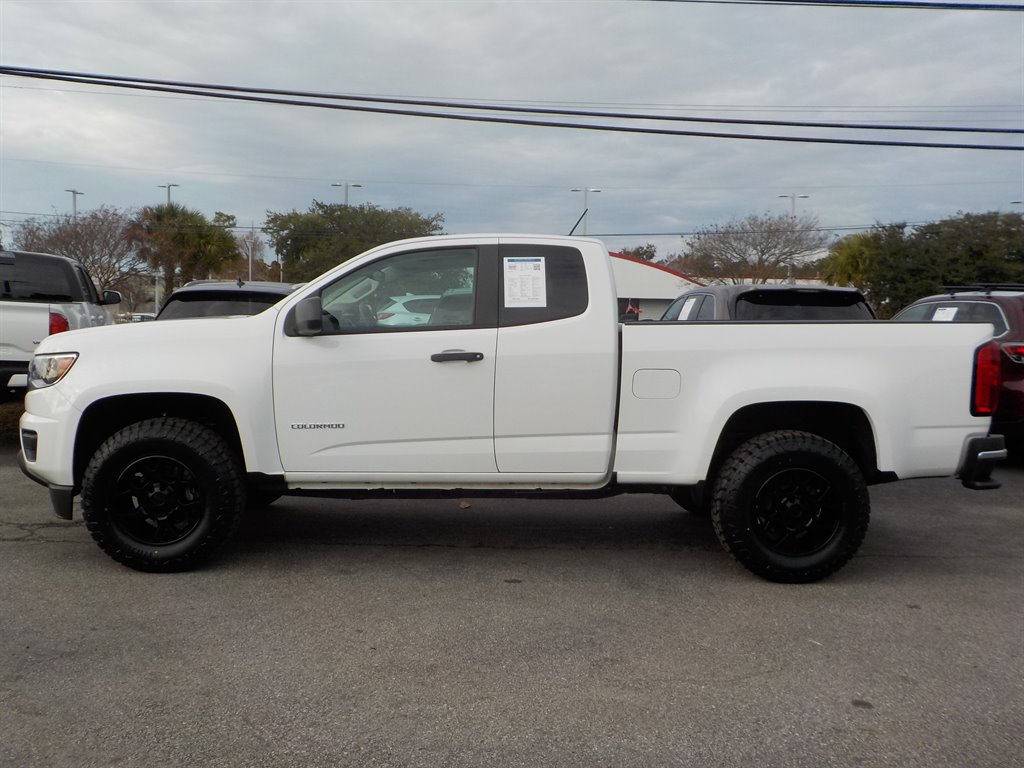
[1,249,121,398]
[17,234,1007,582]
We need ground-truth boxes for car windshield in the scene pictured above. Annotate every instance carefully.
[734,291,875,320]
[157,291,284,319]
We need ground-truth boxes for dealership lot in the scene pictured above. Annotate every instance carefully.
[2,443,1021,768]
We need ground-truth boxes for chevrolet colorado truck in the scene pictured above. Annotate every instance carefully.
[17,234,1006,582]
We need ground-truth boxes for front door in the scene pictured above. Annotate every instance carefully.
[273,245,498,476]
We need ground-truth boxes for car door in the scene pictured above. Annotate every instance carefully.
[273,244,499,476]
[492,242,617,477]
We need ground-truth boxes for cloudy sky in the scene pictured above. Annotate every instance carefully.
[1,0,1022,258]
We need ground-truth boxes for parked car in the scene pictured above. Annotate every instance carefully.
[893,285,1024,445]
[0,248,120,399]
[660,284,877,322]
[376,294,440,326]
[19,234,1003,582]
[156,279,300,320]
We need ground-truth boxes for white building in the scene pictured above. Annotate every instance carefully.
[609,252,703,320]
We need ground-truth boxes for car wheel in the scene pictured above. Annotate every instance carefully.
[711,430,870,583]
[81,417,244,572]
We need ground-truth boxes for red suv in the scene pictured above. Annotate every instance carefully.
[894,285,1024,446]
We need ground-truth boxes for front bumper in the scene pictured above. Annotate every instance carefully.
[956,434,1006,490]
[18,448,75,519]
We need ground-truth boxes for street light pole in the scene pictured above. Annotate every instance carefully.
[778,193,809,217]
[158,183,180,204]
[571,187,601,235]
[331,182,363,206]
[64,189,83,217]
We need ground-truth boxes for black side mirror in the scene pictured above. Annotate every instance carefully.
[101,290,122,305]
[291,295,323,336]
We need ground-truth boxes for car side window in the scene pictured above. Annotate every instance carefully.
[678,296,702,321]
[695,295,716,320]
[72,265,100,303]
[895,300,1008,335]
[319,248,478,333]
[961,302,1009,335]
[662,297,687,321]
[894,304,933,322]
[497,245,588,327]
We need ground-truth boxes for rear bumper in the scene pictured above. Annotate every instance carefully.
[956,434,1006,490]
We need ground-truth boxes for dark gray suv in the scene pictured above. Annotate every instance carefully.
[660,284,876,322]
[156,279,300,320]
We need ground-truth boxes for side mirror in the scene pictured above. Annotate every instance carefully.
[291,295,323,336]
[101,290,122,306]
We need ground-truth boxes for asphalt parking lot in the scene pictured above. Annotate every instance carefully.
[1,424,1022,768]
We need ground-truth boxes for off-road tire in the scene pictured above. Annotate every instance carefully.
[711,430,870,583]
[81,417,244,572]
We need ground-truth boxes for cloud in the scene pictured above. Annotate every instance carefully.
[1,0,1021,258]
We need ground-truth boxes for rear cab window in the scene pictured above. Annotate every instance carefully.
[498,244,588,327]
[0,253,80,302]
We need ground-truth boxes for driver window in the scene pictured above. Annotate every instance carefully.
[319,248,477,333]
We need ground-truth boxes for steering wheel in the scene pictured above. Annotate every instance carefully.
[358,302,377,326]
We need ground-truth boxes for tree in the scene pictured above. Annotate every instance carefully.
[209,229,273,282]
[12,206,148,294]
[823,212,1024,317]
[667,212,831,284]
[619,243,658,262]
[818,231,878,291]
[264,201,444,282]
[127,203,240,299]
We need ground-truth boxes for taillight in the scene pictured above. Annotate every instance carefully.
[1003,344,1024,364]
[49,312,70,335]
[972,341,1002,416]
[377,312,395,320]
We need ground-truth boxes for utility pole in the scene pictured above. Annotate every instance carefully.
[65,189,84,217]
[331,181,363,206]
[158,183,180,204]
[778,193,809,217]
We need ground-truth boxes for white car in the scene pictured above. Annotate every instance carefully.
[376,294,439,326]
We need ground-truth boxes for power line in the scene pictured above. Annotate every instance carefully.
[1,65,1018,136]
[655,1,1024,10]
[1,66,1020,151]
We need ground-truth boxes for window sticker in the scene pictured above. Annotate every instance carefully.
[933,307,959,322]
[503,257,547,308]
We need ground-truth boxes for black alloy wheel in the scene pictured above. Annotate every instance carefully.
[81,417,245,572]
[711,430,871,583]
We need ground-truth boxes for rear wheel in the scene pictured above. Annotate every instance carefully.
[81,417,244,572]
[711,430,870,583]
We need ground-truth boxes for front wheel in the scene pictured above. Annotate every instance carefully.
[81,417,245,572]
[711,430,870,583]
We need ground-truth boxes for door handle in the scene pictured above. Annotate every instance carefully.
[431,351,484,363]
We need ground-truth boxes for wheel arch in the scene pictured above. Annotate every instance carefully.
[73,393,244,489]
[709,401,885,484]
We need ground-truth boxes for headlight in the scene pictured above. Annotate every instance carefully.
[28,353,79,389]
